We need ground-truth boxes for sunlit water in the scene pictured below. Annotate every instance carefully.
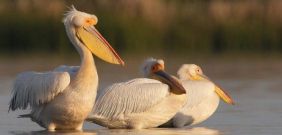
[1,58,282,135]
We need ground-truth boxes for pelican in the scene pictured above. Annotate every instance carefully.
[8,7,124,131]
[87,58,187,129]
[160,64,234,128]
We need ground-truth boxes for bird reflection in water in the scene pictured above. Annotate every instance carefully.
[10,127,219,135]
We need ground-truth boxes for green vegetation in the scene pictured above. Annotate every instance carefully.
[0,0,282,57]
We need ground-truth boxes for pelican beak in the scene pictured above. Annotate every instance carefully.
[153,70,186,95]
[215,85,235,105]
[76,26,124,66]
[193,74,210,81]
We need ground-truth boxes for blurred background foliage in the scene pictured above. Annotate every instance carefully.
[1,0,282,58]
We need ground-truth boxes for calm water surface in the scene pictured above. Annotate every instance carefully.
[0,57,281,135]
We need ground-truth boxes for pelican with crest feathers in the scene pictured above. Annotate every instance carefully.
[87,58,187,129]
[8,7,124,131]
[160,64,234,128]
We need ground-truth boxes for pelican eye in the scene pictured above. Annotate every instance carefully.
[151,65,159,72]
[85,18,97,26]
[196,67,202,74]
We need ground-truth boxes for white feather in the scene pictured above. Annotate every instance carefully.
[94,78,169,118]
[181,80,215,108]
[54,65,79,77]
[173,80,219,127]
[87,58,187,129]
[9,71,70,111]
[88,78,187,129]
[160,64,221,128]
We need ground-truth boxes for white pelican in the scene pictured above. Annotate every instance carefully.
[87,58,187,129]
[8,7,124,131]
[160,64,234,128]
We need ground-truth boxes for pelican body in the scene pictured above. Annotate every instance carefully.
[9,7,124,131]
[87,58,187,129]
[161,64,234,128]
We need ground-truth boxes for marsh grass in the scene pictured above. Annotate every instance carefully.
[0,0,282,56]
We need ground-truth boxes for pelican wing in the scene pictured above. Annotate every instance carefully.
[9,71,70,111]
[93,78,170,118]
[182,80,214,108]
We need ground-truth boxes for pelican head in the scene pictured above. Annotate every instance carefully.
[177,64,206,80]
[178,64,234,105]
[63,6,124,65]
[142,58,186,94]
